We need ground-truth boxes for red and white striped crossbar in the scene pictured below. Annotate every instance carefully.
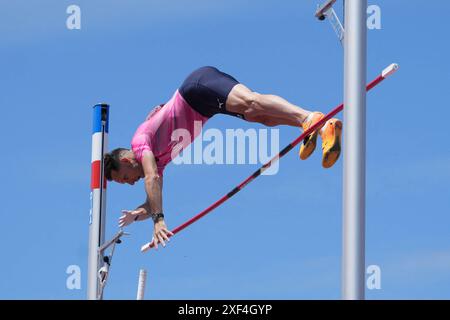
[141,63,399,253]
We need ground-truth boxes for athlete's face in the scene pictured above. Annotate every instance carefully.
[111,159,143,185]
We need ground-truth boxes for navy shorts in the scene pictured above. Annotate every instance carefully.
[179,66,243,119]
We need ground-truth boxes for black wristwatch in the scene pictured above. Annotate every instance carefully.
[151,213,164,223]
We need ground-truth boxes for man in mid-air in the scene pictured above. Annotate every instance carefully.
[104,66,342,250]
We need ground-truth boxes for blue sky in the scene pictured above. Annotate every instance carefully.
[1,0,449,299]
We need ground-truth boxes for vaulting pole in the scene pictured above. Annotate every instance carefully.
[342,0,367,300]
[88,103,109,300]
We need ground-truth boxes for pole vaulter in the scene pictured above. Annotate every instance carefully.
[141,63,399,252]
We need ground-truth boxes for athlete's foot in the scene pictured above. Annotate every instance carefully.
[299,112,325,160]
[320,118,342,168]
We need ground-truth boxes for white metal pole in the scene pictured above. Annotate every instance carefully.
[136,269,147,300]
[88,103,109,300]
[342,0,367,300]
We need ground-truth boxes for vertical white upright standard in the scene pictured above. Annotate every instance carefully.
[136,269,148,300]
[342,0,367,300]
[88,103,110,300]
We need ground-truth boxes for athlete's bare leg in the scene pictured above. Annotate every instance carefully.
[225,84,311,127]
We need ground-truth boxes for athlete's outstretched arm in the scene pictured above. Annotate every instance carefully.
[141,150,173,249]
[118,199,160,227]
[133,201,152,221]
[141,150,163,213]
[118,202,151,227]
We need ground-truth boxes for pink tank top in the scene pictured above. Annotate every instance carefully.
[131,90,209,176]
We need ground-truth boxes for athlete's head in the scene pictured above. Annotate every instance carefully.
[104,148,144,185]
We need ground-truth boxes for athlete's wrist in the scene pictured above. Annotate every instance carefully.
[151,212,164,224]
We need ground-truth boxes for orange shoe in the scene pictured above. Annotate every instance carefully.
[320,118,342,168]
[299,112,325,160]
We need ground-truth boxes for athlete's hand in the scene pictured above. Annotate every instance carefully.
[119,208,147,227]
[150,220,174,249]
